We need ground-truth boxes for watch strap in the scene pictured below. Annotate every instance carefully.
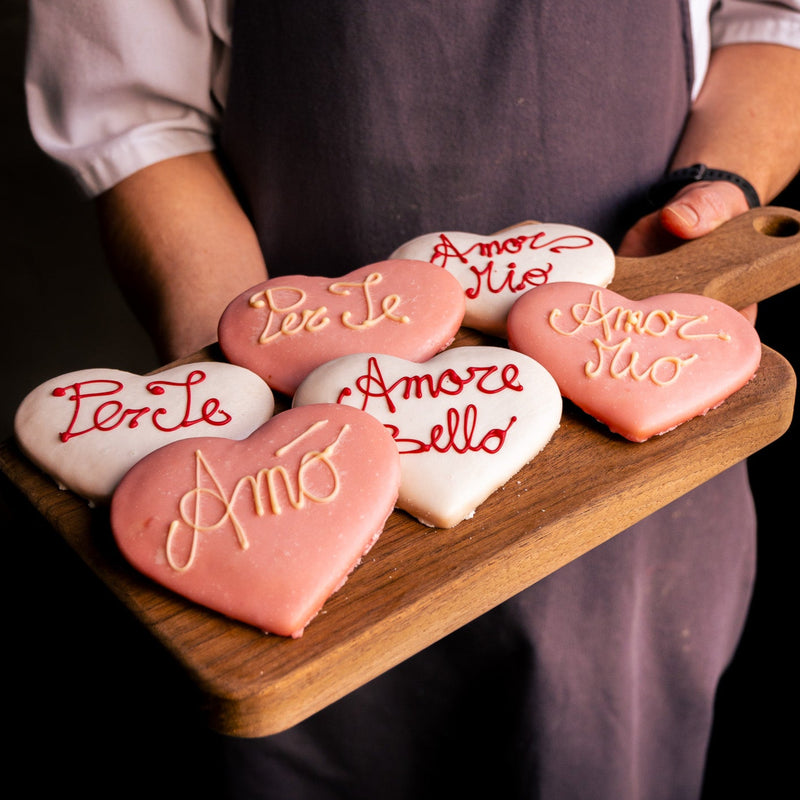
[647,163,760,209]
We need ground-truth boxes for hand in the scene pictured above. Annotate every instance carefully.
[617,180,757,323]
[617,180,751,258]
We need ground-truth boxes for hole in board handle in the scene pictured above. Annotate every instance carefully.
[753,214,800,238]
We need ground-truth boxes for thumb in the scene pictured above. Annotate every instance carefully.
[659,180,752,241]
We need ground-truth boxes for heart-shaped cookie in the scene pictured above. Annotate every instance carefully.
[111,404,400,637]
[217,260,466,396]
[293,346,562,528]
[14,363,275,505]
[390,222,615,338]
[507,282,762,442]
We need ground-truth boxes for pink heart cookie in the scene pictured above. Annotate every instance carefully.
[217,260,466,396]
[110,404,400,637]
[14,363,275,505]
[293,346,562,528]
[390,222,615,338]
[507,282,762,442]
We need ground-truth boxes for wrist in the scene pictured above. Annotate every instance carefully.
[647,164,760,210]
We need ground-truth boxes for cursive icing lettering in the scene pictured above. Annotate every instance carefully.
[431,231,594,270]
[548,289,731,386]
[165,420,348,572]
[53,370,231,443]
[249,286,330,344]
[430,231,593,299]
[549,289,731,342]
[586,339,699,386]
[328,272,410,329]
[338,356,523,413]
[336,356,520,455]
[249,272,409,344]
[387,405,517,455]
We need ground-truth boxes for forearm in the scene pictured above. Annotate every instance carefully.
[670,42,800,204]
[620,41,800,256]
[96,151,267,363]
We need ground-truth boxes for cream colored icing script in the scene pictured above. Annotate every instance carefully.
[249,272,410,344]
[548,289,732,386]
[165,420,349,572]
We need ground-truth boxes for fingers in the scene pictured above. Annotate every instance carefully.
[659,180,752,240]
[618,181,759,322]
[739,302,758,325]
[616,211,683,257]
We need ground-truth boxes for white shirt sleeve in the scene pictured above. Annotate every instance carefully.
[712,0,800,47]
[690,0,800,98]
[25,0,231,196]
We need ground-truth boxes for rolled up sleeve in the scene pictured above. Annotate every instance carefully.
[711,0,800,48]
[25,0,231,196]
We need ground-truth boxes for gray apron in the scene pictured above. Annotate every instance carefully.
[218,3,755,798]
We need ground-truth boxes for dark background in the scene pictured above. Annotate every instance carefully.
[2,2,796,797]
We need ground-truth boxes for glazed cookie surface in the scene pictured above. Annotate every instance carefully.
[14,363,275,504]
[390,222,614,337]
[218,261,465,396]
[507,282,762,442]
[294,346,562,528]
[111,404,401,638]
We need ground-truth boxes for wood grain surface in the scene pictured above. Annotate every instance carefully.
[2,206,798,737]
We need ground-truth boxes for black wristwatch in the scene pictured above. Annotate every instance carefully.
[647,163,760,209]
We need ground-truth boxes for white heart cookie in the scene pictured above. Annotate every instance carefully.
[14,363,275,504]
[293,346,562,528]
[390,222,615,337]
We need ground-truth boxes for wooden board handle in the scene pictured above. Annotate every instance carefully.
[610,206,800,306]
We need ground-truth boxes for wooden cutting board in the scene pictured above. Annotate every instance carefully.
[2,206,798,738]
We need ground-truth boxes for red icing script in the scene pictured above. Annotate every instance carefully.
[337,356,522,455]
[53,370,231,442]
[430,230,591,299]
[390,223,615,337]
[14,364,274,505]
[292,347,562,528]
